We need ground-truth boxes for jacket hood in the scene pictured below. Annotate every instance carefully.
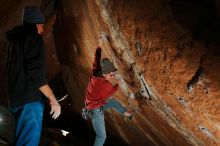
[6,24,38,41]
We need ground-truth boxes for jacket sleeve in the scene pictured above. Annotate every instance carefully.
[92,47,101,72]
[23,35,48,88]
[102,84,119,100]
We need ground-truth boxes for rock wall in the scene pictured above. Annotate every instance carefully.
[0,0,220,146]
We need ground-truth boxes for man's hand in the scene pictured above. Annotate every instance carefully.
[99,32,108,41]
[49,97,61,119]
[98,32,109,47]
[39,85,61,119]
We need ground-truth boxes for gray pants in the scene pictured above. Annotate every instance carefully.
[89,98,126,146]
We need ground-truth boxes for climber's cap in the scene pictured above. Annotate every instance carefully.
[101,58,117,74]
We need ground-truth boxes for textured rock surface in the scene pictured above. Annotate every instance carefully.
[1,0,220,146]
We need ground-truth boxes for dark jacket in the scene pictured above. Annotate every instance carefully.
[5,24,48,108]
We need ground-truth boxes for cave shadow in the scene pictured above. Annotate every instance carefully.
[169,0,220,48]
[53,0,84,67]
[42,102,130,146]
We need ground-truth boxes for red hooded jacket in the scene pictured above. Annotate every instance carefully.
[84,47,118,110]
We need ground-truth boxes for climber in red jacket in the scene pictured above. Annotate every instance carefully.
[84,45,132,146]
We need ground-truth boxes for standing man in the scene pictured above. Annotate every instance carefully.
[5,6,61,146]
[84,41,132,146]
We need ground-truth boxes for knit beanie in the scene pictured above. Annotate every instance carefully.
[101,58,117,74]
[22,6,45,24]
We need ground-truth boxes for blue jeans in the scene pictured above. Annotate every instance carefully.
[89,98,127,146]
[10,101,44,146]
